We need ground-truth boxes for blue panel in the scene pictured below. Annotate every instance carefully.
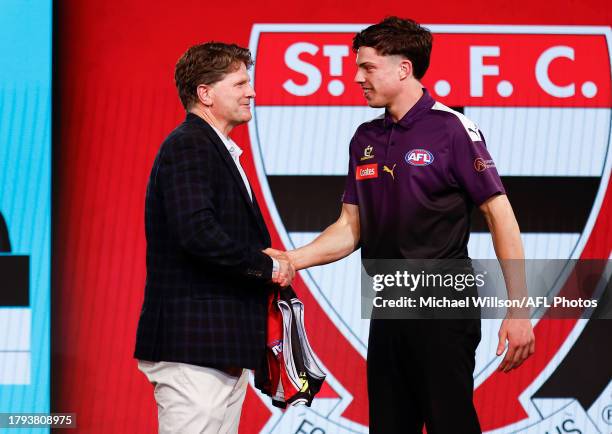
[0,0,52,432]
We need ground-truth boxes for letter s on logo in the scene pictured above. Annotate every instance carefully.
[283,42,322,96]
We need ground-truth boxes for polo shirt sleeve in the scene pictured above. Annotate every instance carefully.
[449,124,505,206]
[342,138,359,205]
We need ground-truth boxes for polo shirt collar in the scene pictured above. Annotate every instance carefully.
[383,88,435,129]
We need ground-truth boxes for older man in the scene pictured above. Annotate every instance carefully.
[134,42,293,434]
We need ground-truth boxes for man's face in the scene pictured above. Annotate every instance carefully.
[354,47,405,108]
[208,62,255,127]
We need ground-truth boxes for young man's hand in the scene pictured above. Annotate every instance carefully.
[496,317,535,373]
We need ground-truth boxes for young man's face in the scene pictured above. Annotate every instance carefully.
[208,62,255,127]
[354,47,405,108]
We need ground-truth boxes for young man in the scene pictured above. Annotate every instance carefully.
[134,42,294,434]
[274,17,535,433]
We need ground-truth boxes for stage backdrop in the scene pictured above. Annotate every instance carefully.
[0,0,52,432]
[55,1,612,433]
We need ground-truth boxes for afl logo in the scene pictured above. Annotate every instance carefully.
[405,149,434,166]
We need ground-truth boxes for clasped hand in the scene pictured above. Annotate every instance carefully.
[263,248,295,288]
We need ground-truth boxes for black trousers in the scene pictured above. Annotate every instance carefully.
[367,318,482,434]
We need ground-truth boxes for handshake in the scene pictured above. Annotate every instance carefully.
[263,247,296,288]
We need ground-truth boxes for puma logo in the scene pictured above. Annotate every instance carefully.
[468,126,481,140]
[383,164,396,180]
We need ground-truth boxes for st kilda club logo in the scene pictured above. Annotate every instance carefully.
[246,24,612,433]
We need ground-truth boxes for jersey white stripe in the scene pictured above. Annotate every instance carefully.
[466,107,611,177]
[255,106,609,177]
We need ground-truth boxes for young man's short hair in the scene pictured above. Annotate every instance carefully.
[352,17,433,79]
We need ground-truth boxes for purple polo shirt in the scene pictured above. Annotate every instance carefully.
[343,88,505,259]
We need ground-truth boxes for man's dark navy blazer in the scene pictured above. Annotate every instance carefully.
[134,113,274,369]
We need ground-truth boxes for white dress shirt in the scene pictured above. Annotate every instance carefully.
[210,125,279,276]
[210,125,252,201]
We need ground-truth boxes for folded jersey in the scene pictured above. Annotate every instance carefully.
[255,286,326,408]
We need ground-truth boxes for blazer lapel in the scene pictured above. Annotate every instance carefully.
[189,115,267,236]
[251,191,271,243]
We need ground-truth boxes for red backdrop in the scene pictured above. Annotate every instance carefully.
[54,1,612,432]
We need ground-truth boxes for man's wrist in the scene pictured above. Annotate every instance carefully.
[506,307,530,319]
[286,250,301,270]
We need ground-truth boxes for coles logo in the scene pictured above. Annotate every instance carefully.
[405,149,434,166]
[355,163,378,180]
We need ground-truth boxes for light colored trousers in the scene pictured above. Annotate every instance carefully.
[138,360,248,434]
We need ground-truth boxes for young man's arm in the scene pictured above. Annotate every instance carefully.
[265,203,360,271]
[480,194,536,373]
